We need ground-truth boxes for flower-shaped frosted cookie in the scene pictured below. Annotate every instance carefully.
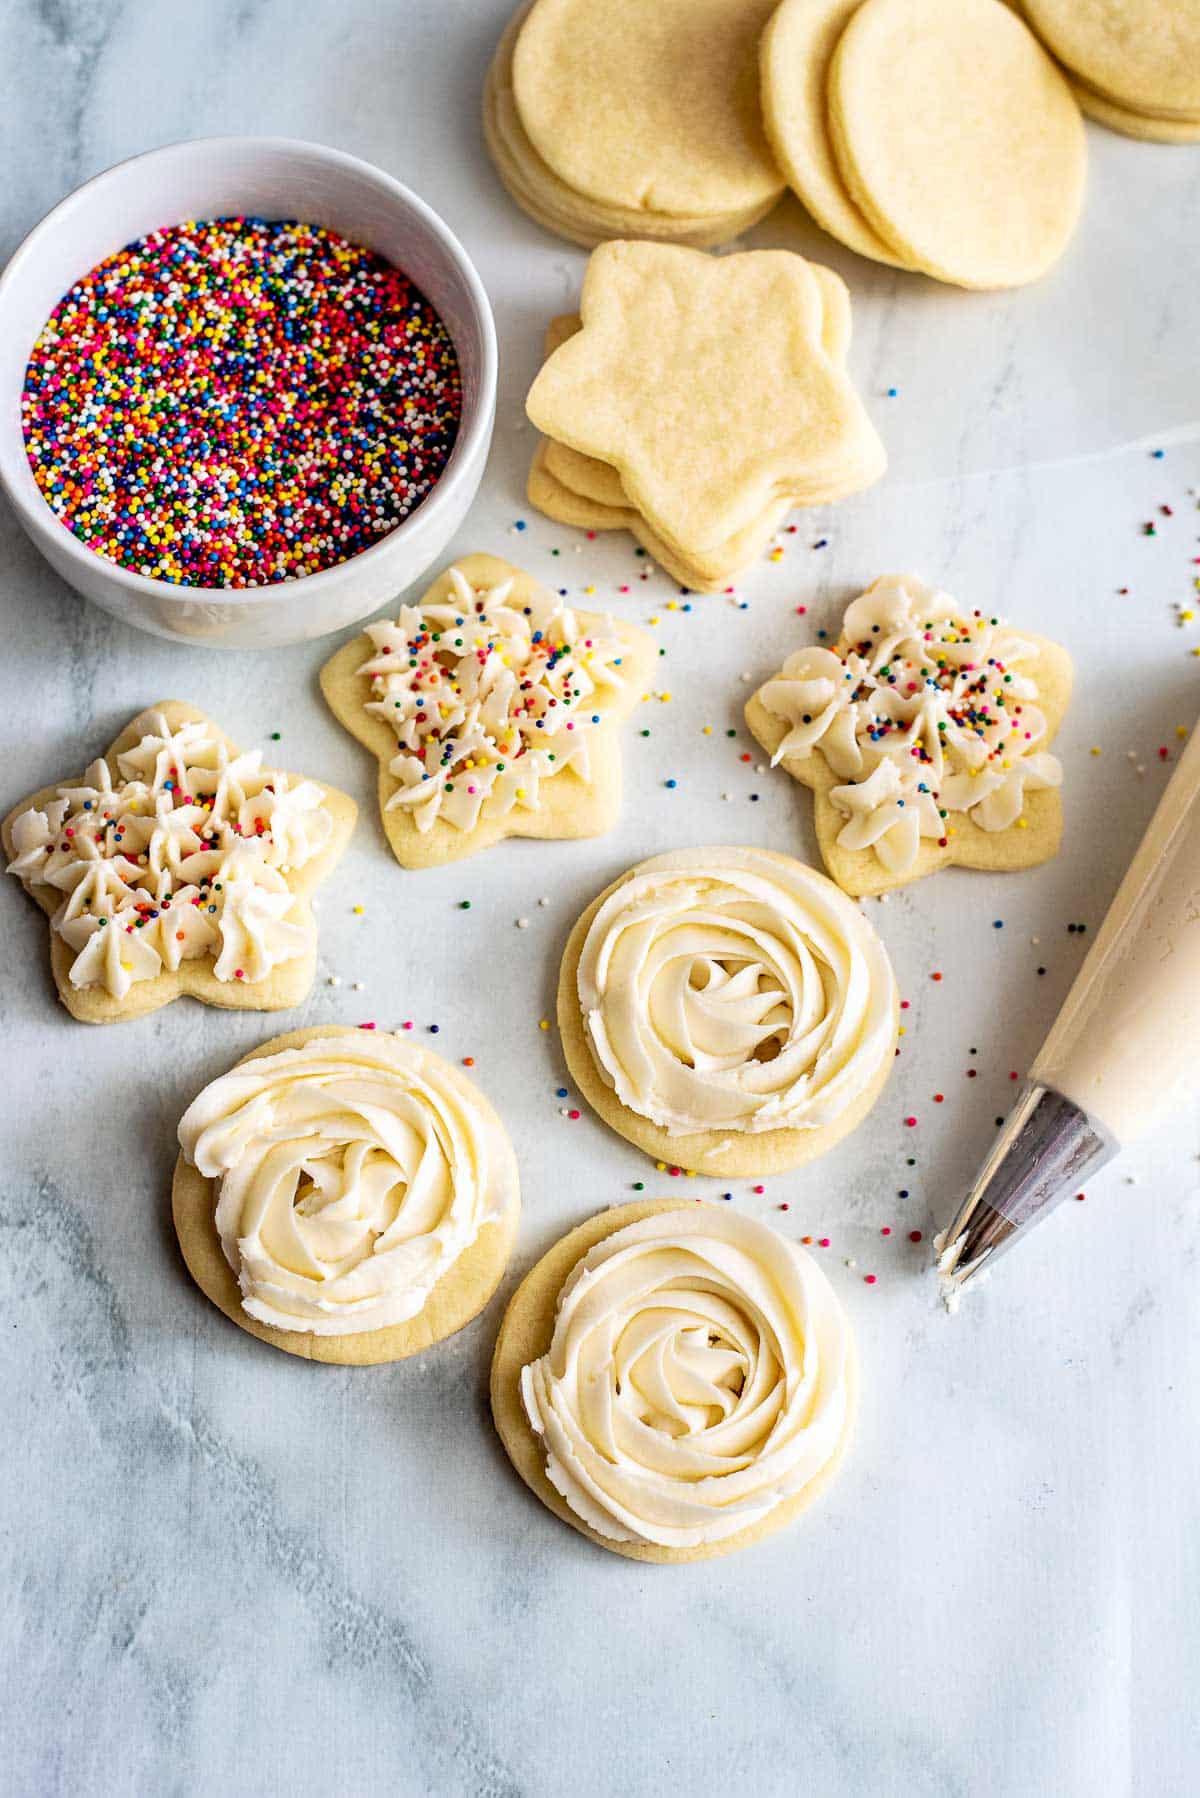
[557,845,898,1175]
[491,1200,854,1562]
[3,702,356,1022]
[746,575,1073,897]
[525,241,885,562]
[320,553,656,868]
[174,1026,520,1364]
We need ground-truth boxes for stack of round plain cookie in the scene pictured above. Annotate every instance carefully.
[1018,0,1200,143]
[760,0,1088,288]
[483,0,786,251]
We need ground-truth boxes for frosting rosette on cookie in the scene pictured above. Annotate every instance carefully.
[520,1205,851,1549]
[574,847,896,1137]
[177,1035,518,1335]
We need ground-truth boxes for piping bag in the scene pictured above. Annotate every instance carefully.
[937,718,1200,1301]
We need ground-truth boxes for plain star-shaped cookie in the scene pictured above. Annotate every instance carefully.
[320,553,657,869]
[524,241,885,558]
[3,701,357,1024]
[745,582,1073,898]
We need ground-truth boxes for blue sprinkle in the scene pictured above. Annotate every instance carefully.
[556,1087,568,1097]
[665,778,678,789]
[722,1192,733,1201]
[887,387,898,398]
[514,519,527,530]
[1151,448,1164,459]
[429,1024,439,1033]
[993,920,1003,929]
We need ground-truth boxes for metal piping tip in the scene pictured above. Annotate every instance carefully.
[935,1082,1117,1308]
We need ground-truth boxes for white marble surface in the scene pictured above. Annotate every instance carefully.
[2,4,1199,1794]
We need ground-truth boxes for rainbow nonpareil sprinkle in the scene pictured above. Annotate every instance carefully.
[21,217,462,588]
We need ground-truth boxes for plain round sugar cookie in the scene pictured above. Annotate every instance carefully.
[556,846,899,1174]
[1022,0,1200,121]
[483,14,777,250]
[173,1026,520,1364]
[1071,77,1200,143]
[828,0,1087,289]
[490,1200,857,1563]
[511,0,785,219]
[759,0,910,267]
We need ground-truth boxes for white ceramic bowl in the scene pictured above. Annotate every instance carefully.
[0,136,497,647]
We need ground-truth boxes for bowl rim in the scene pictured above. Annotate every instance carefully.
[0,133,498,608]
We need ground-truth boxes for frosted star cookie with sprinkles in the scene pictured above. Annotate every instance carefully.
[746,575,1073,897]
[3,702,356,1023]
[320,553,656,868]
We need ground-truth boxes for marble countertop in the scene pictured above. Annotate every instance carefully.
[2,3,1199,1794]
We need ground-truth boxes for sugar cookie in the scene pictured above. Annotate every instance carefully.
[828,0,1086,289]
[746,574,1073,897]
[557,846,898,1175]
[320,554,655,867]
[491,1199,856,1562]
[759,0,911,267]
[511,0,784,220]
[1021,0,1200,122]
[2,702,355,1023]
[483,8,776,250]
[174,1025,520,1364]
[525,242,885,565]
[1071,77,1200,143]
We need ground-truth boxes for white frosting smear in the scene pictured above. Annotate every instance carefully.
[576,847,896,1137]
[6,712,333,999]
[521,1206,851,1549]
[754,575,1062,873]
[178,1035,518,1335]
[358,564,630,833]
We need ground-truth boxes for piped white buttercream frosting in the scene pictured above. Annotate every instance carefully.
[754,575,1062,873]
[357,564,630,834]
[178,1034,518,1335]
[520,1205,851,1549]
[575,847,896,1137]
[6,712,333,1000]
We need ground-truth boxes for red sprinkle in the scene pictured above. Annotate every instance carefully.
[863,1274,877,1285]
[909,1230,923,1243]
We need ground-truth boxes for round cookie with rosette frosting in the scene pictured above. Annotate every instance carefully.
[491,1199,856,1562]
[173,1026,520,1364]
[557,846,899,1175]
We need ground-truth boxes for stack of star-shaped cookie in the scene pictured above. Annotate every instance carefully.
[525,240,886,593]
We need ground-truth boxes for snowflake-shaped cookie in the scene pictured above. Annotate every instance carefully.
[3,702,356,1022]
[320,553,656,868]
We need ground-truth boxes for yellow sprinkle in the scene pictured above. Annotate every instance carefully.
[515,787,526,800]
[1192,648,1200,657]
[538,1018,550,1031]
[1177,725,1189,739]
[352,905,364,915]
[702,725,712,735]
[121,961,132,972]
[660,691,672,703]
[686,1169,697,1178]
[648,616,660,626]
[655,1161,667,1171]
[898,1026,906,1037]
[1182,610,1195,622]
[768,548,783,562]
